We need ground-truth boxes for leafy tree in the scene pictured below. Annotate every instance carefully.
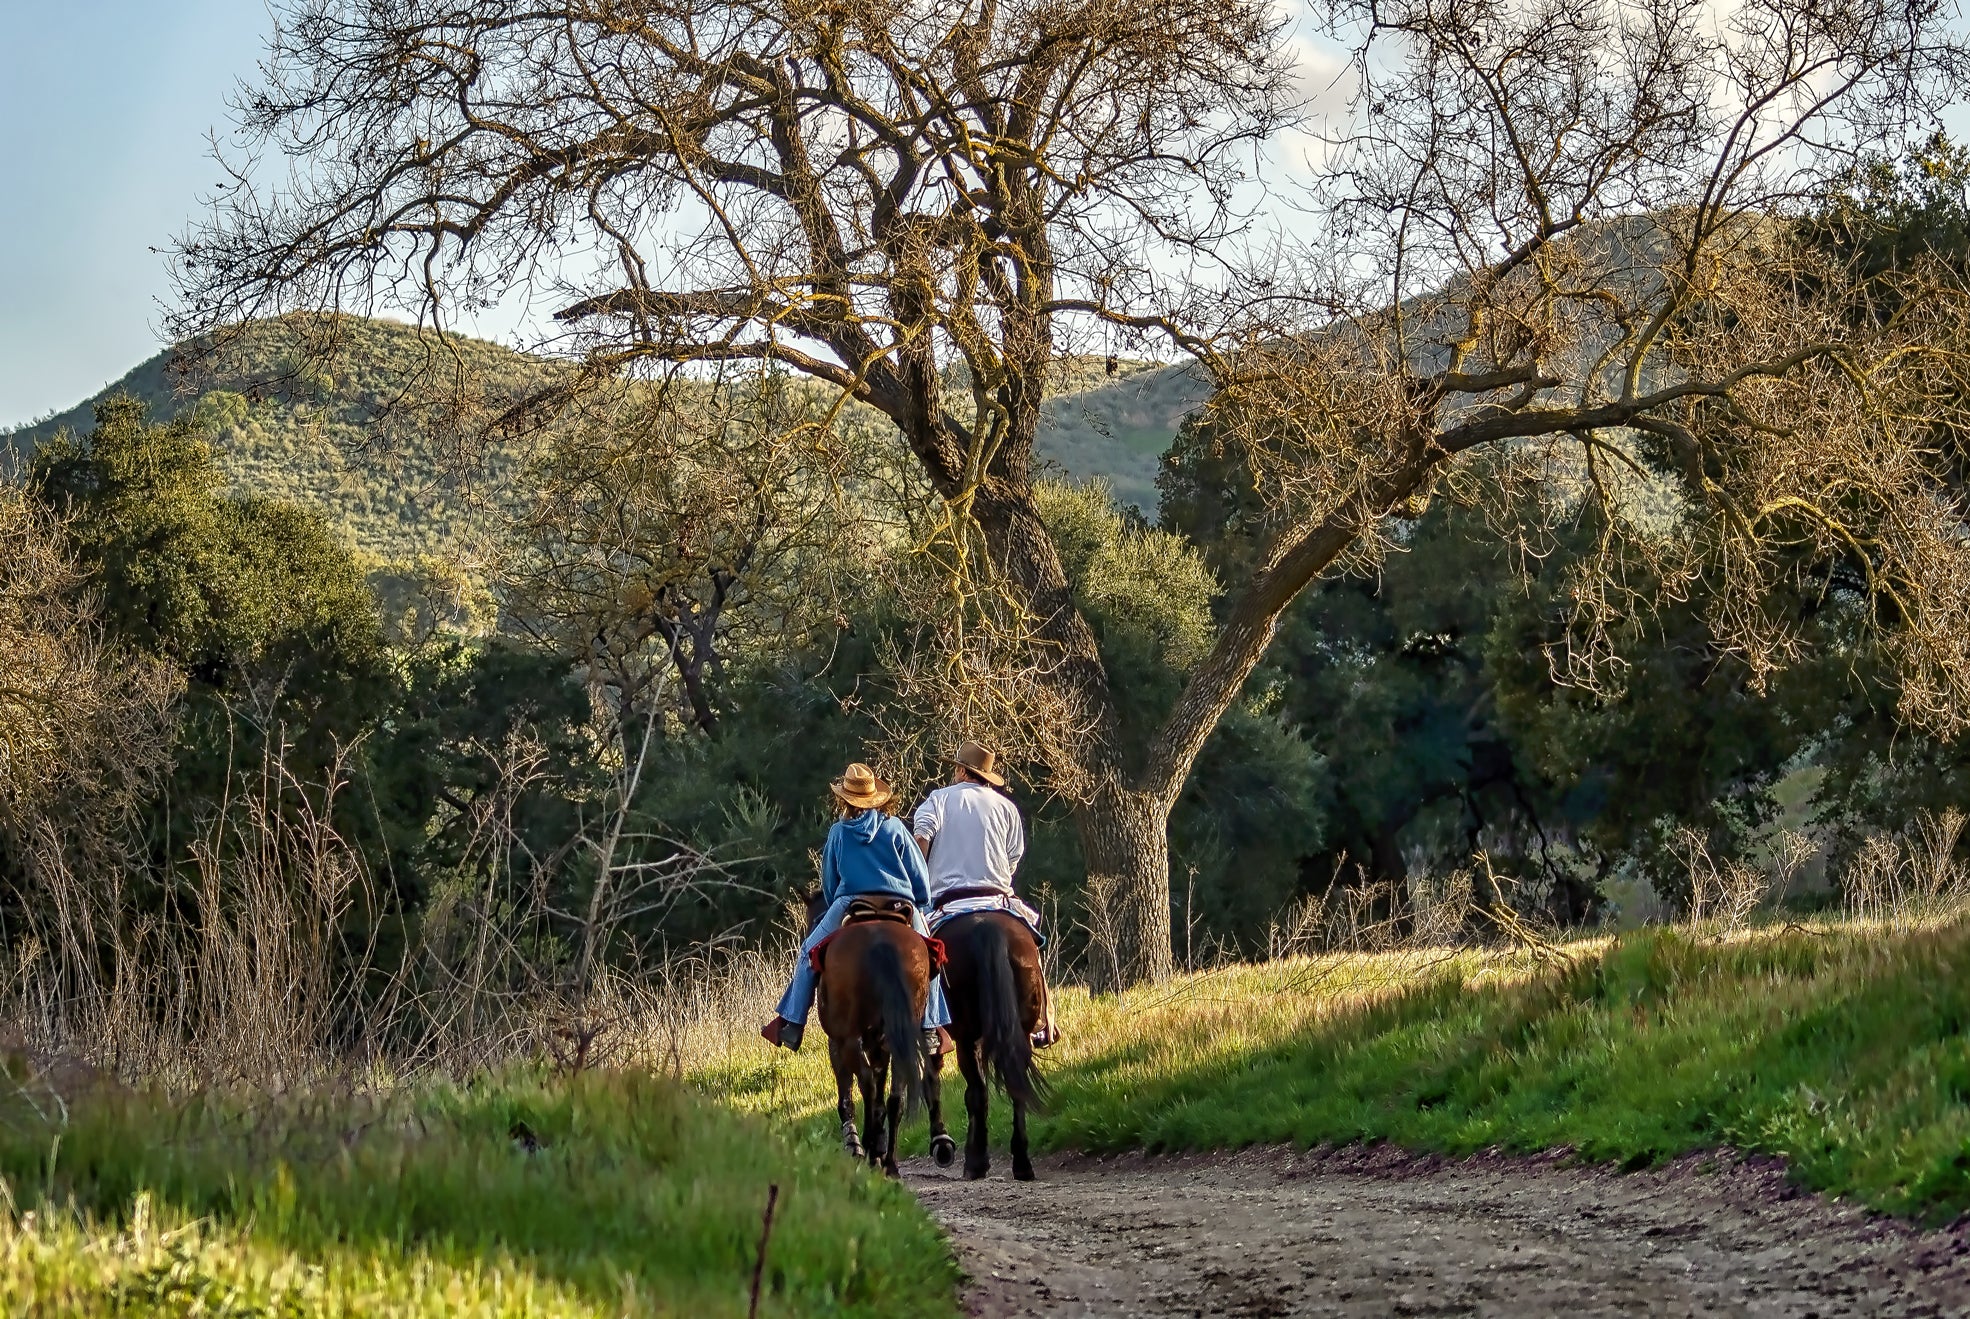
[173,0,1966,984]
[29,397,388,721]
[505,375,893,739]
[27,399,396,918]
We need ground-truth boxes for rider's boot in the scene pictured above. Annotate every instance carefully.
[923,1025,954,1056]
[1031,978,1061,1049]
[761,1017,804,1051]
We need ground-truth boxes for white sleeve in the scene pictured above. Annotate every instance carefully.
[1005,798,1026,873]
[913,790,941,843]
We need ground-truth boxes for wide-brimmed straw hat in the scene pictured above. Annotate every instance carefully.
[831,762,894,810]
[952,741,1006,788]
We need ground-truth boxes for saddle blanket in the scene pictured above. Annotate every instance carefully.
[928,893,1043,940]
[809,929,947,975]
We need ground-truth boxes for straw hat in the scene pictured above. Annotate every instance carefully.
[952,741,1006,788]
[831,762,894,810]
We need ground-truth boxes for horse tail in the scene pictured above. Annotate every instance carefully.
[971,918,1043,1110]
[867,936,924,1113]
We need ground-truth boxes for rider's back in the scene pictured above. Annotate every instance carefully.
[913,780,1025,902]
[823,809,931,905]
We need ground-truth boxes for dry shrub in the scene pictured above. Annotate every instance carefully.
[0,489,178,912]
[1845,810,1970,930]
[0,696,751,1087]
[1410,869,1477,947]
[1,732,376,1085]
[1671,828,1771,933]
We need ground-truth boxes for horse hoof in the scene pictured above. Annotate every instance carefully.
[964,1162,990,1181]
[1014,1163,1036,1182]
[931,1135,957,1168]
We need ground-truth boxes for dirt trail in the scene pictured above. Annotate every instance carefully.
[905,1147,1970,1317]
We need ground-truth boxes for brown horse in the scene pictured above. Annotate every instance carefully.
[807,891,934,1178]
[924,911,1047,1181]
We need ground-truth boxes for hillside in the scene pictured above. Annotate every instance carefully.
[1037,359,1212,510]
[5,319,1207,564]
[5,316,549,564]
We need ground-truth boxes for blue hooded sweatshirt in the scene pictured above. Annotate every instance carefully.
[821,809,931,906]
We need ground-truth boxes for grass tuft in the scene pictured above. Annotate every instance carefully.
[0,1069,957,1317]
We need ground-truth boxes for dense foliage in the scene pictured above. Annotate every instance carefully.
[5,141,1970,1012]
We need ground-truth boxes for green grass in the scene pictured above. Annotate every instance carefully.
[0,1069,958,1316]
[701,920,1970,1224]
[1047,921,1970,1223]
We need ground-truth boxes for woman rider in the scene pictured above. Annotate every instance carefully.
[760,762,952,1052]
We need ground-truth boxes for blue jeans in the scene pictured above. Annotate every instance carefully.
[775,894,951,1029]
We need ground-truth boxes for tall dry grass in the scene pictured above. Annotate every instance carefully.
[0,711,767,1090]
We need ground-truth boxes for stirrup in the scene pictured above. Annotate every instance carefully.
[762,1017,803,1052]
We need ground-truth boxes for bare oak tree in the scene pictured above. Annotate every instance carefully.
[503,374,882,738]
[175,0,1965,984]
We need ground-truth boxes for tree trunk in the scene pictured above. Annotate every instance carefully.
[1075,783,1174,990]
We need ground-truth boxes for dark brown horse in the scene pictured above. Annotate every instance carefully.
[806,891,933,1178]
[924,911,1046,1181]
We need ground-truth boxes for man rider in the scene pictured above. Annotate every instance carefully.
[911,741,1058,1047]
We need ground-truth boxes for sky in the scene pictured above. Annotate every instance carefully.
[0,2,1364,432]
[0,5,1356,433]
[0,1,273,430]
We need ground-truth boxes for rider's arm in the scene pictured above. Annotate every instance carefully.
[1005,798,1026,875]
[911,793,939,859]
[898,820,932,907]
[819,827,841,903]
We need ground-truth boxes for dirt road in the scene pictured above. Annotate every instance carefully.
[906,1146,1970,1317]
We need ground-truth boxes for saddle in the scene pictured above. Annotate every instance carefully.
[843,895,917,926]
[809,897,946,975]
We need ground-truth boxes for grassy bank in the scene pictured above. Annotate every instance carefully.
[702,918,1970,1223]
[0,1068,957,1317]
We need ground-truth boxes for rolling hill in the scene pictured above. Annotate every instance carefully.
[5,316,548,564]
[4,317,1207,564]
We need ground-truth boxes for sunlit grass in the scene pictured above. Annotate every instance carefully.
[686,917,1970,1222]
[0,1069,958,1317]
[686,939,1578,1147]
[1042,917,1970,1222]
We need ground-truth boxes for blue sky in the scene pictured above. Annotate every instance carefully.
[2,5,1953,434]
[0,1,272,429]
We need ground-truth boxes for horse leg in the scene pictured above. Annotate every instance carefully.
[859,1047,884,1171]
[882,1065,905,1179]
[924,1046,956,1168]
[957,1041,991,1181]
[871,1041,894,1173]
[1011,1091,1035,1181]
[832,1037,864,1160]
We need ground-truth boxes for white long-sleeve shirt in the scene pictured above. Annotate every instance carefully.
[912,780,1026,903]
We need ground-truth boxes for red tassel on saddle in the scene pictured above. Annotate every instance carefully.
[808,930,948,974]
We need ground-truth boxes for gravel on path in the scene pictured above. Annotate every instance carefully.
[905,1146,1970,1317]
